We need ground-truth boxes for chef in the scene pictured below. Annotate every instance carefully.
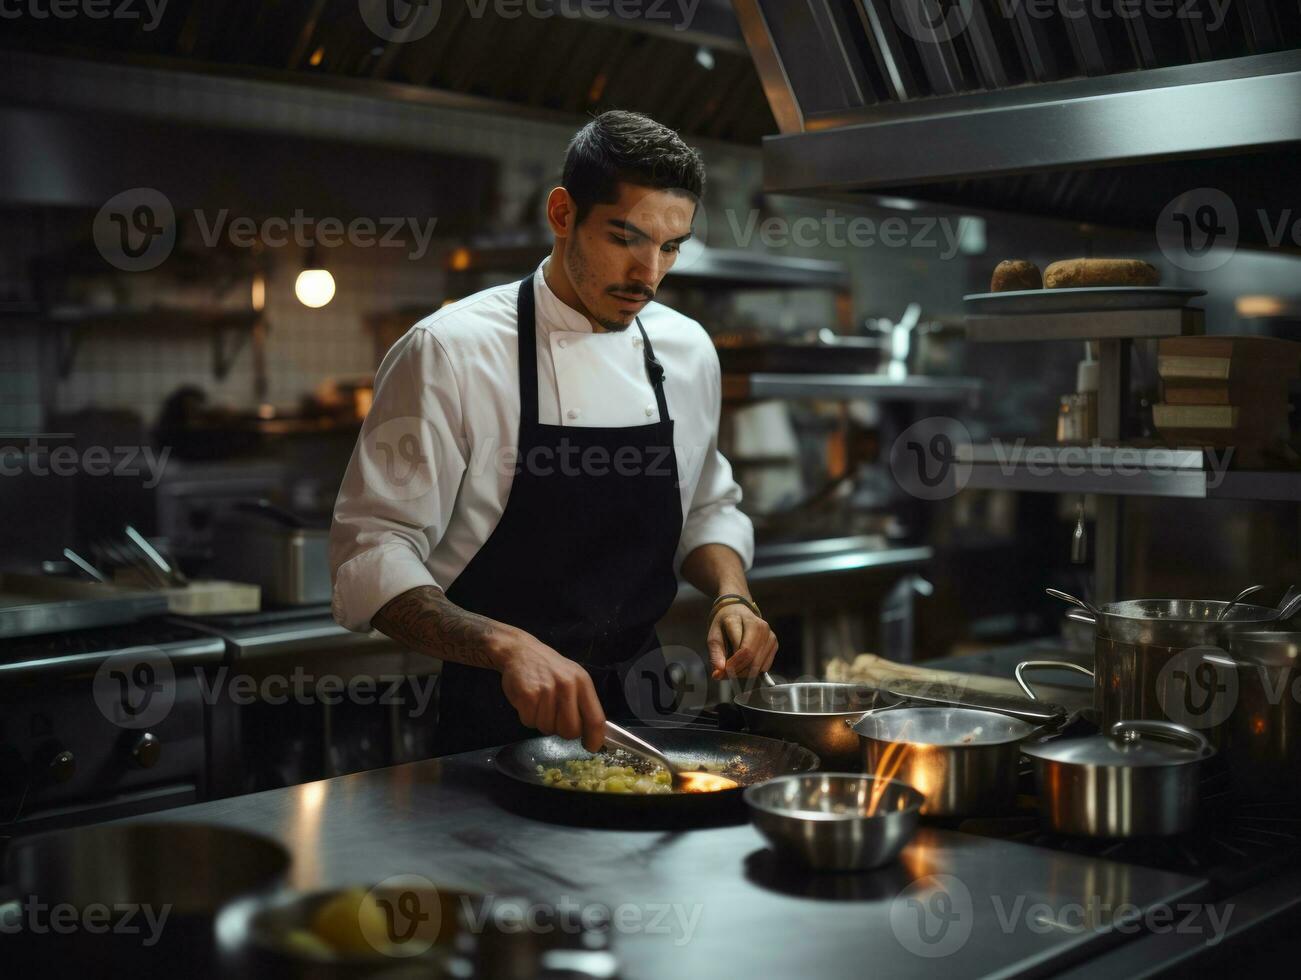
[330,110,776,756]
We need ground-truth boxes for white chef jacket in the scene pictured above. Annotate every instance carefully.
[329,258,754,633]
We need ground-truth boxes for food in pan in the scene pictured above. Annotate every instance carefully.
[539,757,674,794]
[307,887,389,955]
[1043,258,1161,289]
[536,750,741,794]
[990,259,1043,292]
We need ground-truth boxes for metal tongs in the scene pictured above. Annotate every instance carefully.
[602,721,682,785]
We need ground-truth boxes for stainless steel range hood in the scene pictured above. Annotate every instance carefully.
[733,0,1301,246]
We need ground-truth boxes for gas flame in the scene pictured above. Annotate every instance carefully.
[678,771,739,793]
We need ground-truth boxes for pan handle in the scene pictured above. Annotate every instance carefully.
[1015,660,1095,701]
[1066,610,1096,626]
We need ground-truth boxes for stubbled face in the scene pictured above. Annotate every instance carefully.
[561,183,697,332]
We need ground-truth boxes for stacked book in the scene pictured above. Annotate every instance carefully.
[1154,336,1301,461]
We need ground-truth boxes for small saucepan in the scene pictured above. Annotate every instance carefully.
[732,682,879,770]
[849,706,1038,816]
[1022,720,1214,838]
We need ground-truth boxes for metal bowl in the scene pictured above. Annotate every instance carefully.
[744,773,924,872]
[732,682,878,770]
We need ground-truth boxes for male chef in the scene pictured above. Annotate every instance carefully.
[330,110,776,756]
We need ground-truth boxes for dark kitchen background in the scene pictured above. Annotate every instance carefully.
[2,0,1301,935]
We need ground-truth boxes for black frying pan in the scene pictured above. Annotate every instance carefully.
[492,727,819,827]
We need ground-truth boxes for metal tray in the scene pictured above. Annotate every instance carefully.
[964,287,1207,316]
[0,574,168,639]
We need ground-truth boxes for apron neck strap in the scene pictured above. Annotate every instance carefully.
[517,274,669,426]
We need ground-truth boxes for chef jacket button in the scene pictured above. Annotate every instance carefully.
[567,409,579,420]
[558,338,568,349]
[633,337,643,348]
[645,406,655,417]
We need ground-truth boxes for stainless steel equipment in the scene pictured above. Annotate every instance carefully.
[744,773,923,872]
[0,573,167,639]
[1022,721,1214,838]
[212,500,330,605]
[731,682,876,770]
[850,706,1036,816]
[1041,596,1278,732]
[4,822,291,971]
[1222,631,1301,802]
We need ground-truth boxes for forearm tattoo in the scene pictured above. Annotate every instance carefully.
[372,586,499,669]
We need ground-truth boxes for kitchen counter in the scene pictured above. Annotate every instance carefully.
[131,745,1213,979]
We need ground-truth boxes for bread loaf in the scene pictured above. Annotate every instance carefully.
[1044,259,1160,289]
[990,260,1043,292]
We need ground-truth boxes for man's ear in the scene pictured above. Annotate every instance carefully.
[546,187,576,237]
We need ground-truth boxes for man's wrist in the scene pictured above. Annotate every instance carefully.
[483,624,515,672]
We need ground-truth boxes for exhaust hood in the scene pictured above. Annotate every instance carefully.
[732,0,1301,247]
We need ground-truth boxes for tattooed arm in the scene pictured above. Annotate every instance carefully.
[372,586,606,750]
[371,585,502,670]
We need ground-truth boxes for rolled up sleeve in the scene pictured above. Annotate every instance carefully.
[330,328,468,632]
[674,345,755,574]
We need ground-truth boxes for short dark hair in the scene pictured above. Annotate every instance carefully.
[562,110,706,225]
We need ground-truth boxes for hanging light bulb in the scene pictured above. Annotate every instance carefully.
[295,246,335,308]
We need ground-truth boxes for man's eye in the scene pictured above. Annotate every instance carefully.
[611,235,634,247]
[663,243,682,254]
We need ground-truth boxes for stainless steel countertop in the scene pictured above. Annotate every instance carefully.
[134,748,1209,979]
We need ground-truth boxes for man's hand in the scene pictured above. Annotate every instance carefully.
[708,604,778,680]
[492,627,607,752]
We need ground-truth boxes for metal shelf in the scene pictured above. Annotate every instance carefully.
[964,308,1203,343]
[667,249,849,291]
[724,373,981,403]
[960,444,1301,500]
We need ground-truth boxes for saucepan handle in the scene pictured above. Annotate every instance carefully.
[1110,719,1213,757]
[1015,660,1095,701]
[1065,610,1096,626]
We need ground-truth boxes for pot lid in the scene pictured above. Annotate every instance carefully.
[1023,720,1214,768]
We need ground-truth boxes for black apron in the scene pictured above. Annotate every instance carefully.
[433,273,684,755]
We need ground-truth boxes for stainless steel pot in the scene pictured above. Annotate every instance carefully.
[732,682,877,770]
[3,822,291,970]
[1022,720,1214,838]
[1222,631,1301,801]
[849,706,1037,816]
[1037,597,1278,732]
